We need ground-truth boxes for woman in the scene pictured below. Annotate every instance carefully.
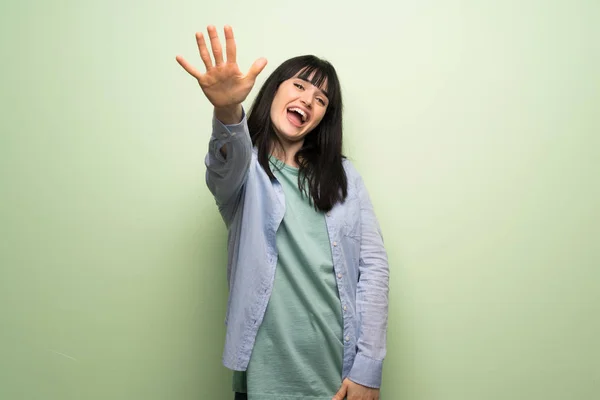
[176,25,389,400]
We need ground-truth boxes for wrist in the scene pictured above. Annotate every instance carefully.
[214,105,243,125]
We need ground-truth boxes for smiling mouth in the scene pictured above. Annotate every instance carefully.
[287,107,308,127]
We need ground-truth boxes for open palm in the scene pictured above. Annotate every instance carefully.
[176,25,267,108]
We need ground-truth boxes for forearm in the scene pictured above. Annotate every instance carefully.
[214,104,243,126]
[348,174,390,388]
[214,105,243,157]
[205,107,252,212]
[349,260,389,388]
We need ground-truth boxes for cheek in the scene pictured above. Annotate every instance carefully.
[270,88,286,113]
[312,110,327,127]
[269,103,277,120]
[270,98,283,121]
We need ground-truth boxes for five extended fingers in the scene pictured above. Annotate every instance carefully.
[177,25,242,80]
[176,25,266,95]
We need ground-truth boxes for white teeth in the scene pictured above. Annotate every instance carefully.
[288,107,307,123]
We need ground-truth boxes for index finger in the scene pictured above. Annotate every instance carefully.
[175,55,203,80]
[224,25,236,64]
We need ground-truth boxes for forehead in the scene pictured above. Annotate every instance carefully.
[292,69,329,96]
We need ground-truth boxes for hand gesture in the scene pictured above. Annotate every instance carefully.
[176,25,267,109]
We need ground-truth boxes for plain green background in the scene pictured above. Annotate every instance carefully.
[1,0,599,399]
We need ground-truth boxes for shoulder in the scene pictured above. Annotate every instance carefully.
[342,157,359,178]
[341,157,366,198]
[342,157,364,185]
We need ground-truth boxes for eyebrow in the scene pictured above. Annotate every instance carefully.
[298,77,329,98]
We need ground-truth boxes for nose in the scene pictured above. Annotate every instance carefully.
[300,92,313,109]
[300,98,312,109]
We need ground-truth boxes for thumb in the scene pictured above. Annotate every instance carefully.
[246,57,268,80]
[332,381,348,400]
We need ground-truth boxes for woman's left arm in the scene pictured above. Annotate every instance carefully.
[347,173,390,389]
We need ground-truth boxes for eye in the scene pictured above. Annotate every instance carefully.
[316,97,326,106]
[294,82,305,90]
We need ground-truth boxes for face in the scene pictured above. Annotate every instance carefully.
[270,72,329,145]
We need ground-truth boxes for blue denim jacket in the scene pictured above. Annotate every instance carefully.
[205,109,389,388]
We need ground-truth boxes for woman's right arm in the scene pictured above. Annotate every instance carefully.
[204,104,251,215]
[176,25,267,209]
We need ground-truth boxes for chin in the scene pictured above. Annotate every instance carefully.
[274,124,307,141]
[280,132,306,143]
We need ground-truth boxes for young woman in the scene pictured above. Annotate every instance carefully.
[176,25,389,400]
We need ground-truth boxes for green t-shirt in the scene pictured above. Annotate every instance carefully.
[233,158,344,399]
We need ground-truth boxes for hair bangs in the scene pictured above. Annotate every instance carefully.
[298,65,329,90]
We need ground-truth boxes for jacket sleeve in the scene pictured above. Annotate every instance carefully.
[204,108,253,224]
[347,172,390,389]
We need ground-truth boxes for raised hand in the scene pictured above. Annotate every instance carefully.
[176,25,267,110]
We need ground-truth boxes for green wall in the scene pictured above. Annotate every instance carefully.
[1,0,598,399]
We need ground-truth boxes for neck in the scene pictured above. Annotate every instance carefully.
[270,139,304,167]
